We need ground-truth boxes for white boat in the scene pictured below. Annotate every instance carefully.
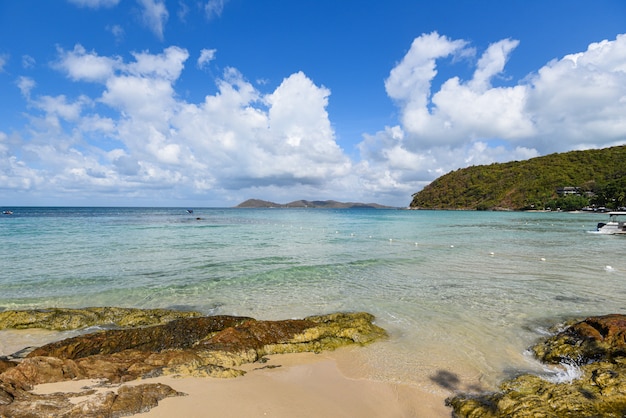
[595,212,626,235]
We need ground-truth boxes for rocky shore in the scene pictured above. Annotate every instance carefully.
[448,314,626,417]
[4,308,626,417]
[0,307,386,417]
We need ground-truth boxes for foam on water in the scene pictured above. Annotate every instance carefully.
[542,359,584,384]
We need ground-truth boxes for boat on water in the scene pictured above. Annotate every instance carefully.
[594,212,626,235]
[2,210,13,215]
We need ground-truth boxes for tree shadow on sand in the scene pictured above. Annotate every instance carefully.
[430,370,484,393]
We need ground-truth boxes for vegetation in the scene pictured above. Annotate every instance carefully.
[410,145,626,211]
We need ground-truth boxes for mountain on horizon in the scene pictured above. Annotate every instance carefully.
[235,199,395,209]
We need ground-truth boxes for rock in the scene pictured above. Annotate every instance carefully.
[106,383,184,417]
[448,361,626,417]
[0,308,387,417]
[0,307,202,330]
[447,314,626,417]
[0,382,183,418]
[0,359,17,374]
[532,314,626,365]
[2,356,85,387]
[28,315,252,359]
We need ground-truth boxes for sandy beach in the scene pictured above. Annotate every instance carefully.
[33,348,451,418]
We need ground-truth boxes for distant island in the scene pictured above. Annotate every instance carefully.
[410,145,626,211]
[236,199,396,209]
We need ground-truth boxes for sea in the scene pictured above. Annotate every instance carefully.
[1,207,625,393]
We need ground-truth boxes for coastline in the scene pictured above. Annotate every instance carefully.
[32,348,451,418]
[0,316,453,417]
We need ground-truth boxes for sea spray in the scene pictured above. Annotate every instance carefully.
[542,358,583,384]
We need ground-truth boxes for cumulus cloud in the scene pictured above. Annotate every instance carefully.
[4,32,626,206]
[524,34,626,150]
[55,44,120,82]
[357,32,626,203]
[3,45,355,205]
[384,32,533,149]
[171,68,350,189]
[125,46,187,80]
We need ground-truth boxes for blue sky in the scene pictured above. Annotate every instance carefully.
[1,0,625,207]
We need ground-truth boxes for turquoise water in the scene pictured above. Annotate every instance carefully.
[1,207,625,390]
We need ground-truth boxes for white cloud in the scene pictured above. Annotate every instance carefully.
[0,54,7,72]
[384,33,533,149]
[137,0,169,39]
[8,45,352,203]
[22,55,36,69]
[385,32,469,104]
[35,95,90,122]
[107,24,125,43]
[16,76,35,98]
[4,33,626,207]
[204,0,228,19]
[55,44,120,82]
[197,48,217,69]
[126,46,188,80]
[524,33,626,151]
[177,1,190,21]
[356,32,626,204]
[67,0,120,8]
[172,69,350,189]
[469,38,519,92]
[0,132,45,191]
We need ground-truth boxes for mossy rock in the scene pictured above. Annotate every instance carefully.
[0,307,202,331]
[448,314,626,417]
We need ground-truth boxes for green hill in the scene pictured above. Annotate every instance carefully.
[409,145,626,211]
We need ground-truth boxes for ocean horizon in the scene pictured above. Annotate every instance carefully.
[1,207,625,393]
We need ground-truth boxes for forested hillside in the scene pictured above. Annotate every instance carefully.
[410,146,626,210]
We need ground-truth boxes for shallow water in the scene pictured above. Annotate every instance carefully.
[1,207,624,391]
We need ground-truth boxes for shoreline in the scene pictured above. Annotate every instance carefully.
[34,349,452,418]
[2,320,453,417]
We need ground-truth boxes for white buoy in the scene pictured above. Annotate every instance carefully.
[540,257,546,262]
[605,265,615,272]
[450,245,454,248]
[489,252,495,256]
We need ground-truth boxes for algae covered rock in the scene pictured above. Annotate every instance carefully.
[532,314,626,365]
[0,382,183,418]
[195,312,387,356]
[27,315,253,359]
[0,307,202,330]
[447,314,626,418]
[0,308,387,417]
